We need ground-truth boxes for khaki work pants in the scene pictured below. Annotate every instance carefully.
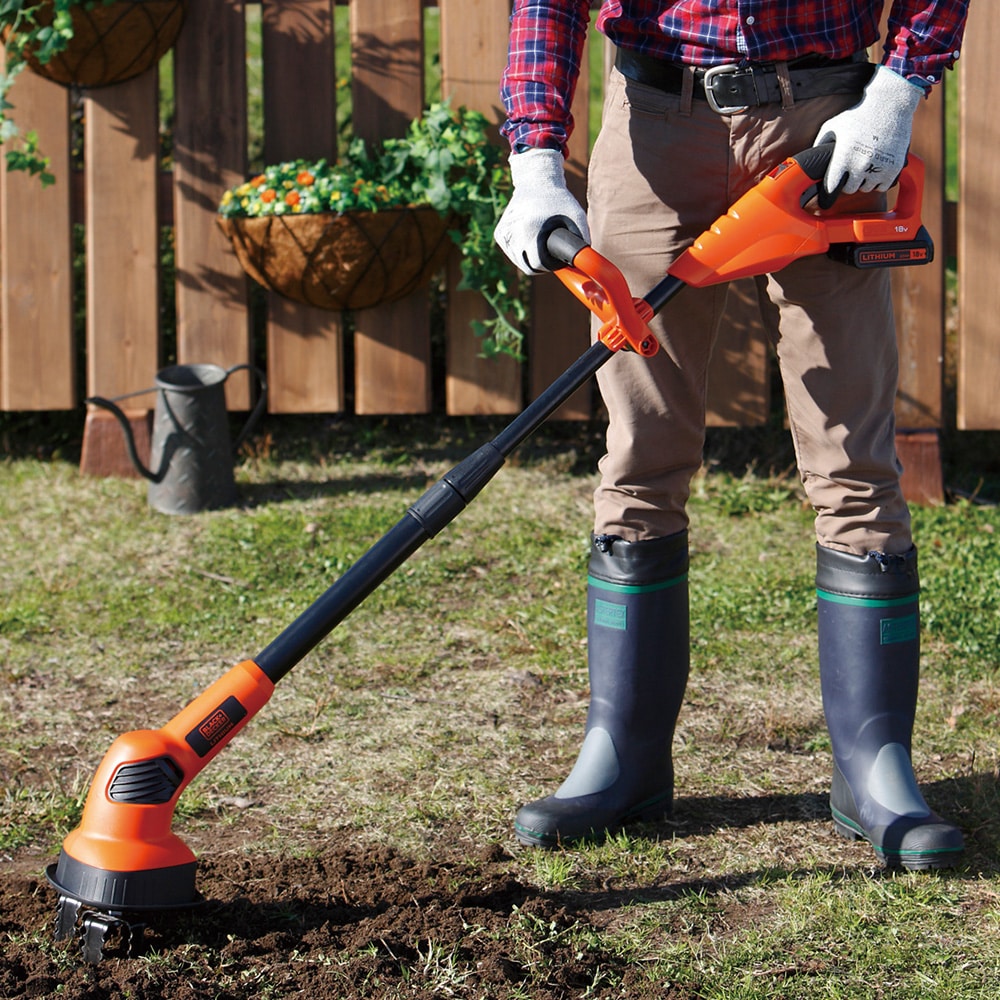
[588,66,912,556]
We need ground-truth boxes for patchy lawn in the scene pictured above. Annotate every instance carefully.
[2,415,999,998]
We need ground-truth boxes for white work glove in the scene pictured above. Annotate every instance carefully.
[814,65,924,196]
[494,148,590,274]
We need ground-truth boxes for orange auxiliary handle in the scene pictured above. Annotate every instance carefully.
[553,242,659,356]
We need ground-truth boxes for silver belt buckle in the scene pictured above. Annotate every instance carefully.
[703,63,751,114]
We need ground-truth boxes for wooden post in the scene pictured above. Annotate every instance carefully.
[80,410,153,480]
[0,64,74,410]
[896,430,945,507]
[261,0,344,414]
[351,0,432,415]
[80,68,162,476]
[707,279,771,427]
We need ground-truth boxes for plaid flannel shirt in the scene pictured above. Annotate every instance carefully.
[501,1,969,152]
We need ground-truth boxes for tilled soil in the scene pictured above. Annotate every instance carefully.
[1,835,675,999]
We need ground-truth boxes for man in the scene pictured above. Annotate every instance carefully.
[494,1,970,869]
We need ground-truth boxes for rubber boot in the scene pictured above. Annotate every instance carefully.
[817,545,964,870]
[514,532,689,848]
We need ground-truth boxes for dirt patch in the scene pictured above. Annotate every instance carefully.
[1,834,679,1000]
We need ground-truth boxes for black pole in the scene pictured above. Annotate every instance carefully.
[255,225,695,685]
[254,340,615,682]
[644,274,686,314]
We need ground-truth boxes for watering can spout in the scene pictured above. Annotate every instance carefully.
[85,363,267,514]
[85,395,162,482]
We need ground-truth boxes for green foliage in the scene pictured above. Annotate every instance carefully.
[218,102,528,360]
[1,127,53,184]
[380,103,528,359]
[0,0,93,182]
[912,500,1000,671]
[219,154,414,218]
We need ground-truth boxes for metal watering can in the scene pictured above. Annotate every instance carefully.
[87,363,267,515]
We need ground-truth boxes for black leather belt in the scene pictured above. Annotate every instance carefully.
[615,48,874,114]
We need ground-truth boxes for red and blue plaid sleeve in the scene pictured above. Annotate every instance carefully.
[500,0,592,153]
[883,0,969,88]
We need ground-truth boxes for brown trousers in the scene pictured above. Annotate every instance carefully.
[587,66,912,556]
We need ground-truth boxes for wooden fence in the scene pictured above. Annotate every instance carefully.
[1,1,997,500]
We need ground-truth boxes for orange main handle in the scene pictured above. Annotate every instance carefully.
[547,145,927,348]
[669,145,926,286]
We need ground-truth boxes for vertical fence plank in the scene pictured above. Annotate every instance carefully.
[439,0,521,415]
[868,9,947,502]
[84,71,162,399]
[0,67,73,409]
[261,0,344,414]
[893,88,947,503]
[173,0,253,409]
[79,69,163,477]
[892,54,946,431]
[351,0,431,415]
[958,11,1000,430]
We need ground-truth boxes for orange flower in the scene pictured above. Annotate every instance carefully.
[285,191,300,207]
[250,174,266,188]
[260,189,276,203]
[296,170,315,186]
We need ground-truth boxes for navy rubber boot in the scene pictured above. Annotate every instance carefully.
[514,532,689,848]
[817,545,964,870]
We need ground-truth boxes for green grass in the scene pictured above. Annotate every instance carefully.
[626,872,1000,999]
[2,417,999,997]
[911,501,1000,667]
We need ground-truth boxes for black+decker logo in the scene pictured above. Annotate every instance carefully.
[199,708,234,744]
[185,696,248,757]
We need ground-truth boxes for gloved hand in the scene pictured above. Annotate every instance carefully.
[494,148,590,274]
[814,65,924,196]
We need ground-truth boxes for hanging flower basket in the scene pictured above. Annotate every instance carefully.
[216,104,529,356]
[18,0,188,89]
[217,207,455,312]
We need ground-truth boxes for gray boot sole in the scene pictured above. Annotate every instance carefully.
[514,788,673,849]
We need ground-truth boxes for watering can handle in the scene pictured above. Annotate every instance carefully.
[224,363,268,453]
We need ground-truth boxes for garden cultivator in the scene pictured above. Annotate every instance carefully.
[47,145,933,961]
